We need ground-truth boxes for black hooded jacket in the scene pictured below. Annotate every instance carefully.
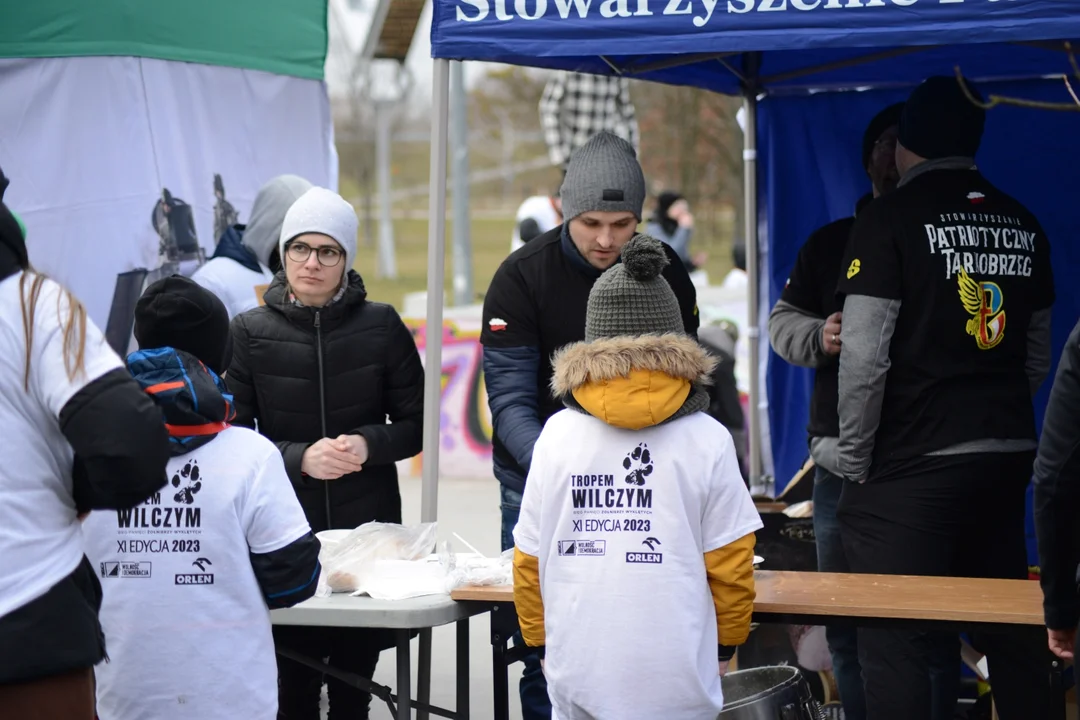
[228,270,425,532]
[1034,318,1080,630]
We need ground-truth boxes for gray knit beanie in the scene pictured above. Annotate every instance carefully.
[585,234,683,341]
[560,131,646,222]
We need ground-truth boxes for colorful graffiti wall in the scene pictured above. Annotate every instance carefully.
[404,317,494,479]
[403,302,751,479]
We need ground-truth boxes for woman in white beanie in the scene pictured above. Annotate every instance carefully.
[227,187,425,719]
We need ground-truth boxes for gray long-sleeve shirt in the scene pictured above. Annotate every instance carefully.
[646,222,693,267]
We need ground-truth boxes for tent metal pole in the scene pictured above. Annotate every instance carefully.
[622,51,741,76]
[598,56,626,74]
[450,60,473,306]
[376,101,398,279]
[421,58,450,524]
[743,55,763,489]
[759,45,931,85]
[717,58,747,86]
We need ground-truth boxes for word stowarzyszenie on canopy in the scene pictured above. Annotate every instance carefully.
[454,0,1023,28]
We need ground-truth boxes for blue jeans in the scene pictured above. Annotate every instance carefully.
[816,466,960,720]
[500,485,552,720]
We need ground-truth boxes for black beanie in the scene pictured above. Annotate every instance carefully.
[862,102,904,170]
[0,203,27,273]
[0,163,29,274]
[899,76,986,160]
[134,275,232,375]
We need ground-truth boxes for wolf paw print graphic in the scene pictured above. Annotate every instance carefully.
[172,460,202,505]
[623,443,653,486]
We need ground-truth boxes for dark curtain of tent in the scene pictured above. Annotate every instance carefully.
[760,79,1080,562]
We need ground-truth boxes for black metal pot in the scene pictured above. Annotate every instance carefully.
[720,666,824,720]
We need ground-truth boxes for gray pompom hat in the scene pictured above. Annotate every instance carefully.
[585,234,684,342]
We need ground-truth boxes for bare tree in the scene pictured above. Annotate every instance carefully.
[632,81,744,264]
[470,67,551,204]
[335,87,376,247]
[953,48,1080,112]
[326,0,378,247]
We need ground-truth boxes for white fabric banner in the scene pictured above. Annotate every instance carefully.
[0,56,336,329]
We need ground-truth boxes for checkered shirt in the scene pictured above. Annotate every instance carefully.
[539,71,640,169]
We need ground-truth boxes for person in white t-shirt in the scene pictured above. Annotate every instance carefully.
[192,174,312,318]
[81,275,321,720]
[511,192,562,253]
[513,235,763,720]
[0,184,169,720]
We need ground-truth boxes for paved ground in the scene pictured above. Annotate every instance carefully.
[324,474,525,720]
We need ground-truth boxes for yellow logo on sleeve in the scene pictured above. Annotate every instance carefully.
[846,259,861,279]
[957,267,1005,350]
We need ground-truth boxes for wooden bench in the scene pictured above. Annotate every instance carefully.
[451,570,1066,720]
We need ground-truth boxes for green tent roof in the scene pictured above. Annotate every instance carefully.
[0,0,328,80]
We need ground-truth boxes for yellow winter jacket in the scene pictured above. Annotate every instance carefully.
[512,334,757,655]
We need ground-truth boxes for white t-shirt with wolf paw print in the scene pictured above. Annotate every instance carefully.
[514,409,763,720]
[82,427,312,720]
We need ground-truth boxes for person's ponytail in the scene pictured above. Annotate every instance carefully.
[20,269,88,391]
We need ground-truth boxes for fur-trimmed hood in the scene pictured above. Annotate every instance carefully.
[551,334,716,430]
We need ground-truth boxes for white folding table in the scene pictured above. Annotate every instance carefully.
[272,594,491,720]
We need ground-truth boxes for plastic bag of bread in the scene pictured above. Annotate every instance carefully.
[315,522,437,597]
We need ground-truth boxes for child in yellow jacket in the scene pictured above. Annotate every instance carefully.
[512,235,762,720]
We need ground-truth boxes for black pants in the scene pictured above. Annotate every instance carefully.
[0,556,104,685]
[274,625,382,720]
[838,452,1052,720]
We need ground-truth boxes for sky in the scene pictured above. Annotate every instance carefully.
[325,0,489,108]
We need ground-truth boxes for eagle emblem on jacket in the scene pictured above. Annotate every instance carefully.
[957,267,1006,350]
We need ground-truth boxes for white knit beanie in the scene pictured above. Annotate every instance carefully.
[278,187,359,273]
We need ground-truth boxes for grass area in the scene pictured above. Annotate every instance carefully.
[352,213,738,313]
[352,217,513,311]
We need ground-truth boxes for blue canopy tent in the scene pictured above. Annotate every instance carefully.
[417,0,1080,534]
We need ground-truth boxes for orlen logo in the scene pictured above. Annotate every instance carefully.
[174,574,214,585]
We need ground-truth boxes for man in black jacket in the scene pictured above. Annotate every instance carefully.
[481,131,698,720]
[768,103,902,720]
[836,76,1054,719]
[1034,319,1080,659]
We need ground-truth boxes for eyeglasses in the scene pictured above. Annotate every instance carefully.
[286,241,344,268]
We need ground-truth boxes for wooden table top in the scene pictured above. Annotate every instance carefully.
[450,570,1044,626]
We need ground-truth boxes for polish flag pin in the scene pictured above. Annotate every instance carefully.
[967,191,986,204]
[489,317,508,332]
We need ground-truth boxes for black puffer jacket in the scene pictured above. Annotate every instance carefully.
[228,270,424,532]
